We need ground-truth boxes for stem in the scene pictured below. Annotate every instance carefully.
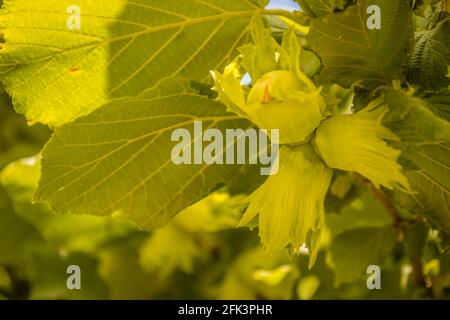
[355,174,405,238]
[410,256,427,288]
[355,174,431,292]
[370,184,404,235]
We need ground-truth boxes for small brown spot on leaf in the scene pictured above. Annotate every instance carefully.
[68,67,82,74]
[261,85,273,104]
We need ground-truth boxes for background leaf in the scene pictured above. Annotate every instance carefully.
[0,156,139,253]
[308,0,413,88]
[26,249,108,300]
[384,90,450,234]
[330,227,397,284]
[0,185,42,263]
[407,15,450,91]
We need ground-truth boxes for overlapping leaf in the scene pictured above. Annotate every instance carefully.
[384,90,450,233]
[308,0,413,88]
[0,0,265,127]
[35,79,251,229]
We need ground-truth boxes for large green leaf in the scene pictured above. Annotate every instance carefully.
[308,0,413,88]
[0,0,265,127]
[35,79,251,229]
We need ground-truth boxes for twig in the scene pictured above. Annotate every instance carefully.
[439,0,450,11]
[355,174,405,238]
[355,174,431,290]
[410,256,427,288]
[369,184,405,237]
